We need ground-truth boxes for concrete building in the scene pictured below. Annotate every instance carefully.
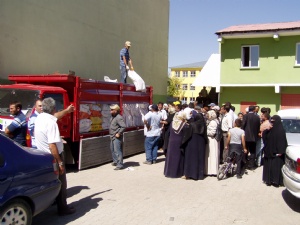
[169,61,206,104]
[0,0,169,102]
[216,21,300,113]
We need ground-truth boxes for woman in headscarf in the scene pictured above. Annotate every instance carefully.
[262,115,287,187]
[161,105,176,156]
[181,113,207,180]
[164,110,186,178]
[205,110,220,176]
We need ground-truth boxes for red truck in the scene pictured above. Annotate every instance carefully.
[0,73,152,170]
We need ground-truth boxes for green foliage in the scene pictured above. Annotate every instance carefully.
[167,77,183,97]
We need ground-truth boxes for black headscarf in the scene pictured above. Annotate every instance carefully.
[263,115,287,157]
[181,113,208,149]
[191,113,206,135]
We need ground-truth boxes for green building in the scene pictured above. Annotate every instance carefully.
[0,0,169,102]
[216,21,300,113]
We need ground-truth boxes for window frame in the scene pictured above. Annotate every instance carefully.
[241,45,260,68]
[182,71,188,77]
[190,71,196,77]
[182,84,188,90]
[296,43,300,66]
[190,97,195,102]
[190,84,195,90]
[175,71,180,77]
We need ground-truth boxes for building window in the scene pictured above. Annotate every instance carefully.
[183,71,188,77]
[182,97,187,104]
[190,97,195,102]
[190,84,195,90]
[182,84,188,90]
[175,71,180,77]
[296,43,300,65]
[241,45,259,68]
[190,71,196,77]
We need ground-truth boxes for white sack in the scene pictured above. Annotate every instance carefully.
[127,70,146,92]
[79,119,92,133]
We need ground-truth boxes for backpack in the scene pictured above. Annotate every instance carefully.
[214,119,222,142]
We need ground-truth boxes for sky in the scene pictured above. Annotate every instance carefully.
[168,0,300,67]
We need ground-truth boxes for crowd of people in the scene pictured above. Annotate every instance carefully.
[140,99,287,187]
[3,96,287,216]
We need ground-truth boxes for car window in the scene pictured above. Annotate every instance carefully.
[43,93,64,112]
[282,119,300,133]
[0,89,39,116]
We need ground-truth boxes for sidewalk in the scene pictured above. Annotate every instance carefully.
[33,151,300,225]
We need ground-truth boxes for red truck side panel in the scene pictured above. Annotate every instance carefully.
[8,74,152,143]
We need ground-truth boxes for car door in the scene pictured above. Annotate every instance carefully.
[0,140,14,200]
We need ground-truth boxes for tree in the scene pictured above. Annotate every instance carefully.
[167,76,183,97]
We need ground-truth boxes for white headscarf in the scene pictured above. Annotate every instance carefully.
[172,111,187,134]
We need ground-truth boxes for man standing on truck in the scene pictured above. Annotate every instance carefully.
[28,99,74,148]
[5,101,27,146]
[109,104,126,170]
[120,41,134,83]
[34,97,76,216]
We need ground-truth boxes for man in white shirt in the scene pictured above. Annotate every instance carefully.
[225,102,236,127]
[35,97,75,216]
[28,99,74,148]
[143,104,162,164]
[221,104,233,163]
[158,102,167,120]
[28,99,43,148]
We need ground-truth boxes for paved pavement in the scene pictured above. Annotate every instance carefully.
[33,151,300,225]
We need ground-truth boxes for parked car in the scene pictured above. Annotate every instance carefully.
[279,109,300,198]
[0,132,61,225]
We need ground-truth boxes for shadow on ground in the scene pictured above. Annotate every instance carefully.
[32,189,112,225]
[67,185,90,198]
[282,189,300,213]
[124,161,140,167]
[155,158,165,164]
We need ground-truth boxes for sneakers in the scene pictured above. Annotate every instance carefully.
[152,160,157,164]
[143,161,152,165]
[58,206,76,216]
[237,174,242,179]
[111,162,117,166]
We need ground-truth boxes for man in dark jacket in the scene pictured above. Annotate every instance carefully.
[242,105,261,169]
[109,104,126,170]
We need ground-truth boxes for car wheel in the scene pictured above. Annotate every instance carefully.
[0,199,32,225]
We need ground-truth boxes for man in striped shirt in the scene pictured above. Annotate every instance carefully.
[5,101,27,146]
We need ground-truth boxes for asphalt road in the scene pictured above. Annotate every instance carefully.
[33,151,300,225]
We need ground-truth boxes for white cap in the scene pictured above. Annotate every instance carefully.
[125,41,131,47]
